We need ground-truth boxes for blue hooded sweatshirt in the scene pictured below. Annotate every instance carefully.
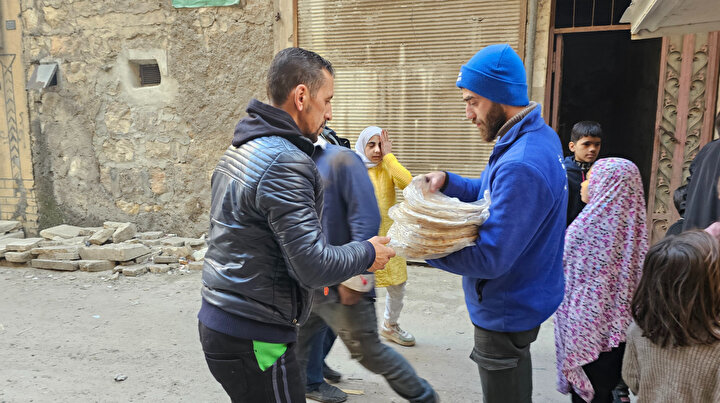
[428,104,567,332]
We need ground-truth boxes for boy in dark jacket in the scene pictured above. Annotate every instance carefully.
[563,121,602,226]
[198,48,395,402]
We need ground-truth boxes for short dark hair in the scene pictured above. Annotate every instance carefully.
[631,230,720,347]
[715,111,720,135]
[570,121,603,143]
[266,47,334,106]
[673,184,687,216]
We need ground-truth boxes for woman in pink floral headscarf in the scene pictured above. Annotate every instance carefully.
[555,158,649,403]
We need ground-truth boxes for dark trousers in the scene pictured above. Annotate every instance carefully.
[198,322,306,403]
[471,324,541,403]
[570,344,626,403]
[296,298,437,403]
[305,324,336,390]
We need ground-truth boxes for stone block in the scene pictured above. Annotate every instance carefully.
[133,252,156,264]
[148,264,170,274]
[0,236,21,250]
[187,261,204,271]
[136,231,163,240]
[153,255,178,264]
[43,252,79,260]
[5,250,33,263]
[191,247,207,261]
[140,239,163,247]
[39,224,83,239]
[112,223,137,243]
[0,260,29,268]
[186,238,207,248]
[0,231,25,241]
[79,227,103,236]
[89,227,114,245]
[80,244,151,262]
[103,221,125,229]
[121,264,148,277]
[160,246,192,258]
[160,237,186,247]
[31,245,80,260]
[66,236,90,245]
[6,238,44,252]
[78,260,114,272]
[37,236,87,247]
[0,220,21,233]
[31,259,79,271]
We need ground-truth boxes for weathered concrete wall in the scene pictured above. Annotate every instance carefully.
[20,0,276,236]
[530,0,552,105]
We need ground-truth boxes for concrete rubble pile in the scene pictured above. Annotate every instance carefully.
[0,220,207,277]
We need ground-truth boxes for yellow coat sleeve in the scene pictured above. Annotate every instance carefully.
[382,154,412,190]
[370,154,411,287]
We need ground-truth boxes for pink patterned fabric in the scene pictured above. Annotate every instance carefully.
[555,158,649,402]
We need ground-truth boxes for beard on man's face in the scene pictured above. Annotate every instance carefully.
[298,103,324,143]
[306,118,326,143]
[476,102,506,143]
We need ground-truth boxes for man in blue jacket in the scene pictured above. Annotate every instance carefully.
[423,44,567,403]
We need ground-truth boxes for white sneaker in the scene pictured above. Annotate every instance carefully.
[381,322,416,346]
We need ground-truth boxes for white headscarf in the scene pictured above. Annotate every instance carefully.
[355,126,383,169]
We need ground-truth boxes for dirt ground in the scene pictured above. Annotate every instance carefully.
[0,264,568,402]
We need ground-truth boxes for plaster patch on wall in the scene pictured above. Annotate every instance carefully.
[116,48,178,106]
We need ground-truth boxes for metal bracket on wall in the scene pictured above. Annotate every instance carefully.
[26,63,58,90]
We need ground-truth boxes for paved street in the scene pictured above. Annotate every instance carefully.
[1,264,566,402]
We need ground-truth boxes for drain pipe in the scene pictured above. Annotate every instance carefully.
[525,0,538,100]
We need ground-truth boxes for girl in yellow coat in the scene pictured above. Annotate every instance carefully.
[356,126,416,346]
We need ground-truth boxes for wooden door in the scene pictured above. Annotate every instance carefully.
[647,32,720,243]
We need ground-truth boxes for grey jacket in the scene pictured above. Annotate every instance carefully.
[199,99,374,342]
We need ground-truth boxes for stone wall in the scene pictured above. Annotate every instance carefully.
[20,0,276,236]
[530,0,552,105]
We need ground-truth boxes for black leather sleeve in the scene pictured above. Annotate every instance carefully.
[255,151,373,289]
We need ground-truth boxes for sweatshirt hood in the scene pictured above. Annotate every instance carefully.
[232,99,314,156]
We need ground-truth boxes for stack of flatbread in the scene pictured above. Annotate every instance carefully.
[388,176,490,260]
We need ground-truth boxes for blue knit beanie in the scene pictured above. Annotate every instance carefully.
[456,44,529,106]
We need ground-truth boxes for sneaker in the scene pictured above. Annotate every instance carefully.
[381,322,416,346]
[306,382,348,403]
[322,362,342,383]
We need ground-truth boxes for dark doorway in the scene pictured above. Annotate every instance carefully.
[556,31,661,197]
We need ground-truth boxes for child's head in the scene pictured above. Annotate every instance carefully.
[569,121,602,163]
[632,230,720,347]
[356,126,383,164]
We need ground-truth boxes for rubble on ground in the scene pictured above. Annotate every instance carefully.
[0,220,207,277]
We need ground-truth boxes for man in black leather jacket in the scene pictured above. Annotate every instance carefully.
[198,47,395,402]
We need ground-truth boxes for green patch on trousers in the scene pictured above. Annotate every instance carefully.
[252,340,288,371]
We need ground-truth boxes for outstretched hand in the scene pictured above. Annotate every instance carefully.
[368,236,395,272]
[420,171,447,193]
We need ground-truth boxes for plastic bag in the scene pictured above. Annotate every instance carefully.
[388,175,490,260]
